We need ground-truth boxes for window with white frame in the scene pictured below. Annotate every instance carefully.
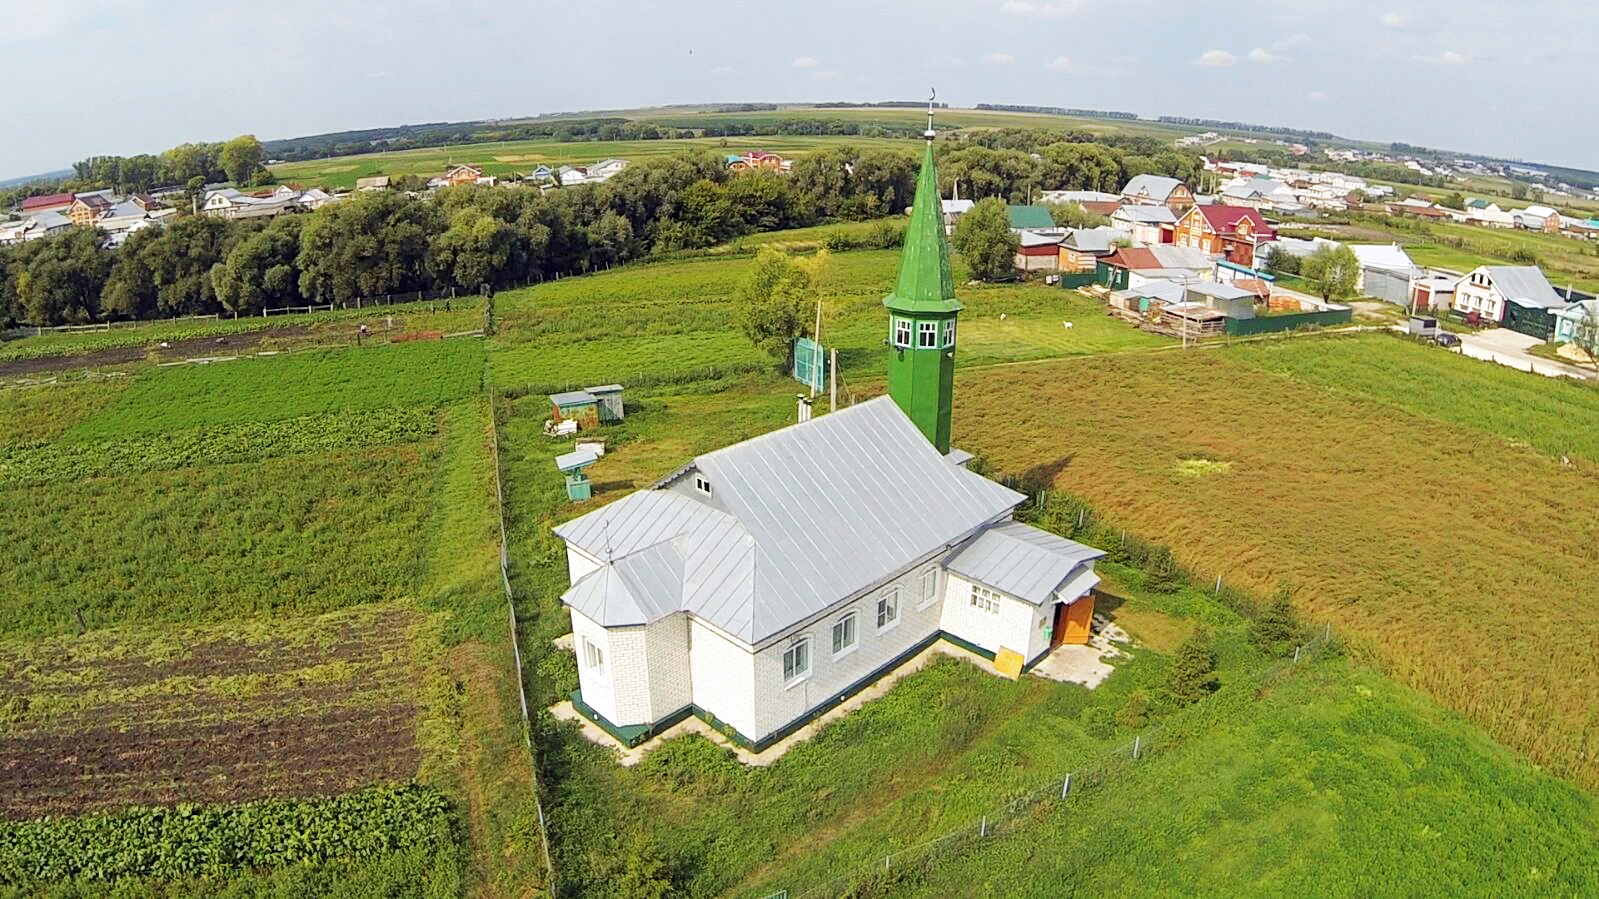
[970,584,1001,614]
[694,475,712,495]
[876,588,899,630]
[941,319,956,348]
[918,567,939,608]
[831,612,857,656]
[582,637,605,676]
[783,638,810,684]
[892,317,912,348]
[918,321,938,348]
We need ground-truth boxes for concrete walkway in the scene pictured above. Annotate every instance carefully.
[1029,617,1131,689]
[1457,328,1596,380]
[549,639,1011,767]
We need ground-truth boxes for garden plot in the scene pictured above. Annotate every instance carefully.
[0,605,428,818]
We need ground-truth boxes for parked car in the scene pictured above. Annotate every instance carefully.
[1433,332,1461,348]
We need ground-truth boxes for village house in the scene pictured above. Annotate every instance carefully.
[1120,174,1194,213]
[67,191,113,227]
[1058,225,1132,273]
[727,151,790,172]
[553,131,1105,753]
[1410,272,1458,313]
[19,192,74,217]
[1109,204,1176,245]
[1006,204,1058,235]
[1451,265,1564,336]
[441,164,486,187]
[355,175,391,192]
[1014,231,1063,272]
[1465,199,1516,228]
[1348,243,1420,301]
[201,188,300,219]
[1096,245,1212,291]
[1173,205,1276,267]
[1551,300,1597,345]
[1515,205,1561,234]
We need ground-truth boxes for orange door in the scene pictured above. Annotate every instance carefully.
[1061,596,1095,645]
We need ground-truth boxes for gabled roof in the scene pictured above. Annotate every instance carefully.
[1061,226,1131,254]
[20,192,73,211]
[1348,243,1415,272]
[1006,204,1056,230]
[1018,230,1063,248]
[1186,281,1257,301]
[1478,266,1562,309]
[1122,175,1184,202]
[555,397,1022,644]
[1193,205,1275,239]
[1102,247,1161,270]
[945,521,1103,606]
[1112,205,1177,225]
[565,540,686,627]
[1112,278,1190,305]
[1149,246,1213,270]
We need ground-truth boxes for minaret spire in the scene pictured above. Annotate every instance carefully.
[925,87,936,141]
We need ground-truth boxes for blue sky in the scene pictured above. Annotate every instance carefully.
[1,0,1593,179]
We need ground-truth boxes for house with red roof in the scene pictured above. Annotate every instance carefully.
[19,192,74,216]
[1173,205,1276,267]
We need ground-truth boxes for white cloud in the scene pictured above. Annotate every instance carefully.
[1194,49,1237,67]
[982,52,1014,65]
[791,56,819,69]
[1045,56,1073,72]
[1380,12,1410,29]
[1247,48,1284,63]
[1415,49,1469,64]
[1001,0,1089,18]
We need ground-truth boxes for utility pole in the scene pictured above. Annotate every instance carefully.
[830,347,838,412]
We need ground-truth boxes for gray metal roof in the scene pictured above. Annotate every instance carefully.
[1186,281,1256,301]
[587,384,623,394]
[1482,266,1562,309]
[1062,226,1132,253]
[1148,246,1212,270]
[550,389,596,406]
[1114,205,1177,225]
[565,540,685,627]
[554,396,1023,644]
[1122,175,1183,201]
[555,447,600,472]
[945,521,1103,606]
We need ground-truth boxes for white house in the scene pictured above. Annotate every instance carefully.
[1551,300,1597,345]
[553,397,1104,751]
[1451,265,1562,324]
[1110,204,1176,245]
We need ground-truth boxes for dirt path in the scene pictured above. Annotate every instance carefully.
[0,326,313,378]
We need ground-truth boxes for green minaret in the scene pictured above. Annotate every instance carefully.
[884,101,961,454]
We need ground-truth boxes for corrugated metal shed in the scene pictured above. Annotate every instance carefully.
[554,397,1023,645]
[550,389,596,408]
[945,521,1104,606]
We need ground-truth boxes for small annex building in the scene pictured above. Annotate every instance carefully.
[552,114,1105,752]
[549,385,624,430]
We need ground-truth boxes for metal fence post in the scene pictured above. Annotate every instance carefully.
[980,816,987,837]
[1061,773,1072,798]
[1133,735,1141,759]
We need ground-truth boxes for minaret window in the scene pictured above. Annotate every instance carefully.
[893,318,912,348]
[942,319,956,348]
[918,321,938,348]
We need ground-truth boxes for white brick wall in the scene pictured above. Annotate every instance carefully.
[690,618,756,737]
[939,573,1048,661]
[606,626,652,725]
[644,613,692,720]
[750,562,944,742]
[570,609,618,722]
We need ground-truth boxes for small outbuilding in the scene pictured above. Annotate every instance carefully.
[549,385,626,430]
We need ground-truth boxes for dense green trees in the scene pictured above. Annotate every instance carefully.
[220,135,267,185]
[951,198,1019,282]
[1301,244,1362,300]
[736,247,832,367]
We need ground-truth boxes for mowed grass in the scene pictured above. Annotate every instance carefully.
[1231,333,1599,461]
[883,657,1599,899]
[488,249,1167,388]
[955,346,1599,791]
[269,135,913,190]
[69,339,484,438]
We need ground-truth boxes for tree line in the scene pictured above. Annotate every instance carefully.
[1,132,1202,326]
[4,136,269,207]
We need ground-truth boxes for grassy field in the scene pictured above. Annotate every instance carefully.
[488,358,1599,897]
[954,339,1599,792]
[270,134,912,190]
[0,337,541,895]
[487,249,1166,390]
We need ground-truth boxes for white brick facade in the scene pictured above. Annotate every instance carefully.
[939,573,1052,663]
[643,613,692,721]
[749,562,944,739]
[690,618,756,736]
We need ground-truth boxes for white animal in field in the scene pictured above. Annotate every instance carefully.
[1062,321,1074,330]
[999,313,1007,321]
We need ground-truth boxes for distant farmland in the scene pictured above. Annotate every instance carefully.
[957,336,1599,791]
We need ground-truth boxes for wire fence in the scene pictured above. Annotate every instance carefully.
[486,394,557,893]
[757,626,1337,899]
